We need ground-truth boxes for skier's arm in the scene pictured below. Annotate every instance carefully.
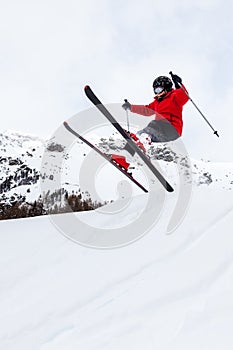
[131,102,155,116]
[174,84,189,106]
[170,73,189,106]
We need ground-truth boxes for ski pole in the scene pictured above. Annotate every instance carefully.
[124,99,130,132]
[169,71,219,137]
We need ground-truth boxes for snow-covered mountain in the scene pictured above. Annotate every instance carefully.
[0,129,232,215]
[0,130,94,214]
[0,130,44,203]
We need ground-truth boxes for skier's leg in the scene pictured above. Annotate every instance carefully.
[138,120,180,143]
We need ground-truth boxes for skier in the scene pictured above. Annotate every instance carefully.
[122,74,189,146]
[108,74,189,172]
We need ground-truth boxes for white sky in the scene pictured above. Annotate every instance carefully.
[0,0,233,161]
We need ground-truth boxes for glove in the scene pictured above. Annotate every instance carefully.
[122,99,131,111]
[171,74,182,89]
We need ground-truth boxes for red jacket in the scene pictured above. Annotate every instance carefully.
[131,85,189,136]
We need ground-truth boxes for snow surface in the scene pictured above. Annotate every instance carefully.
[1,128,233,349]
[1,183,233,349]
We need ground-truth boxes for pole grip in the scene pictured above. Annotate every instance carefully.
[169,71,182,88]
[123,99,130,132]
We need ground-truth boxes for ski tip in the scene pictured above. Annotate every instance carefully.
[84,85,90,91]
[63,121,68,126]
[167,184,174,192]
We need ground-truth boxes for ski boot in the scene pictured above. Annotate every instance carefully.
[110,154,135,175]
[123,130,150,153]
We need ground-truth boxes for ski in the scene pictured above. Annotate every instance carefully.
[63,121,148,193]
[84,85,174,192]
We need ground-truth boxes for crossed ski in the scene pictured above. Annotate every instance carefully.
[63,86,174,193]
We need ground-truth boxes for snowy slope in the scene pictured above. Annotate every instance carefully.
[0,184,233,350]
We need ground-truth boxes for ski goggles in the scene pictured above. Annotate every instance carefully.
[154,86,164,94]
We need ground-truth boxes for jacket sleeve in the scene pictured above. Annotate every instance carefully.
[131,101,155,116]
[174,84,189,106]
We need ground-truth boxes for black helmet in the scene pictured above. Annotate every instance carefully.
[153,76,173,92]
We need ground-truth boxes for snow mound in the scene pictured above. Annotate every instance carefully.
[0,185,233,349]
